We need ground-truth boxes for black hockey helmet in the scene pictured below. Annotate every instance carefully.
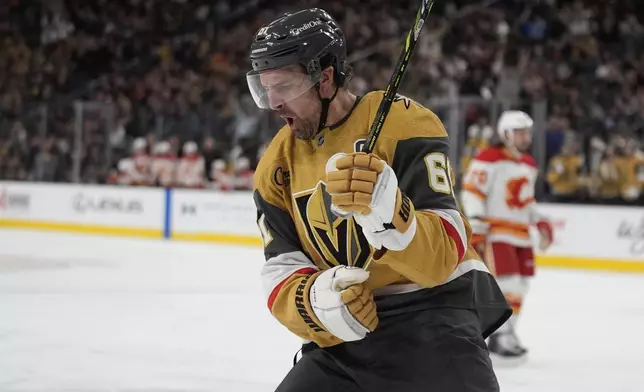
[247,8,348,118]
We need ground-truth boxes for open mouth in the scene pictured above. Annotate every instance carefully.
[283,116,294,127]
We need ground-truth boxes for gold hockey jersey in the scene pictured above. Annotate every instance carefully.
[546,153,585,196]
[597,157,622,199]
[615,154,644,201]
[253,91,509,348]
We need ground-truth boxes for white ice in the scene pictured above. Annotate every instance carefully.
[0,229,642,392]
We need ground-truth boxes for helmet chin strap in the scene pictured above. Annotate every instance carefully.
[316,84,339,133]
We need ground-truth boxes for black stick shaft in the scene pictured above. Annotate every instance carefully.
[362,0,435,153]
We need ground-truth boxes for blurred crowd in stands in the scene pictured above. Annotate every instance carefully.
[0,0,643,203]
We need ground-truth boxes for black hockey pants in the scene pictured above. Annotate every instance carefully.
[274,307,499,392]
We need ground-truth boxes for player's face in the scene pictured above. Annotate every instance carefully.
[279,87,322,140]
[512,128,532,152]
[258,67,322,140]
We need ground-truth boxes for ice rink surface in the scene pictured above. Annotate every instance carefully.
[1,229,643,392]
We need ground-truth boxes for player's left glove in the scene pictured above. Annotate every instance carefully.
[325,152,416,251]
[310,265,378,342]
[536,219,553,251]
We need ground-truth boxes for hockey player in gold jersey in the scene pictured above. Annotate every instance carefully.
[546,138,586,202]
[615,140,644,204]
[248,8,510,392]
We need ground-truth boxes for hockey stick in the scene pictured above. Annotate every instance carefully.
[361,0,436,154]
[357,0,435,271]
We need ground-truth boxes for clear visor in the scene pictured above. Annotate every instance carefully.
[247,67,320,109]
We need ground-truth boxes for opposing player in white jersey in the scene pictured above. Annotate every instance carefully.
[114,157,136,185]
[231,156,253,190]
[461,110,553,364]
[175,141,205,188]
[150,141,176,187]
[132,137,152,186]
[209,159,233,190]
[114,138,151,186]
[130,137,152,186]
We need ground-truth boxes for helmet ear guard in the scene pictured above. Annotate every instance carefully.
[306,58,322,83]
[307,55,347,88]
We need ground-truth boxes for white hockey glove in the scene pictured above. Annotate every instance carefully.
[310,265,378,342]
[325,152,417,251]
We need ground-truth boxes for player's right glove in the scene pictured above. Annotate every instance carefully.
[325,152,416,251]
[309,265,378,342]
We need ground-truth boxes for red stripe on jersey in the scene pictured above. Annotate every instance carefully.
[267,267,318,311]
[439,217,466,261]
[520,154,537,168]
[475,147,537,168]
[475,147,508,163]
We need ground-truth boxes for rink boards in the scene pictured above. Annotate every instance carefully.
[1,181,642,273]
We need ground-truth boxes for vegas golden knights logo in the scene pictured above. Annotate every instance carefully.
[294,182,372,269]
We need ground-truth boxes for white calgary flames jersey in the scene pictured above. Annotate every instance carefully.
[461,146,539,247]
[176,156,205,188]
[210,167,233,190]
[116,158,136,185]
[131,154,152,185]
[151,156,176,187]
